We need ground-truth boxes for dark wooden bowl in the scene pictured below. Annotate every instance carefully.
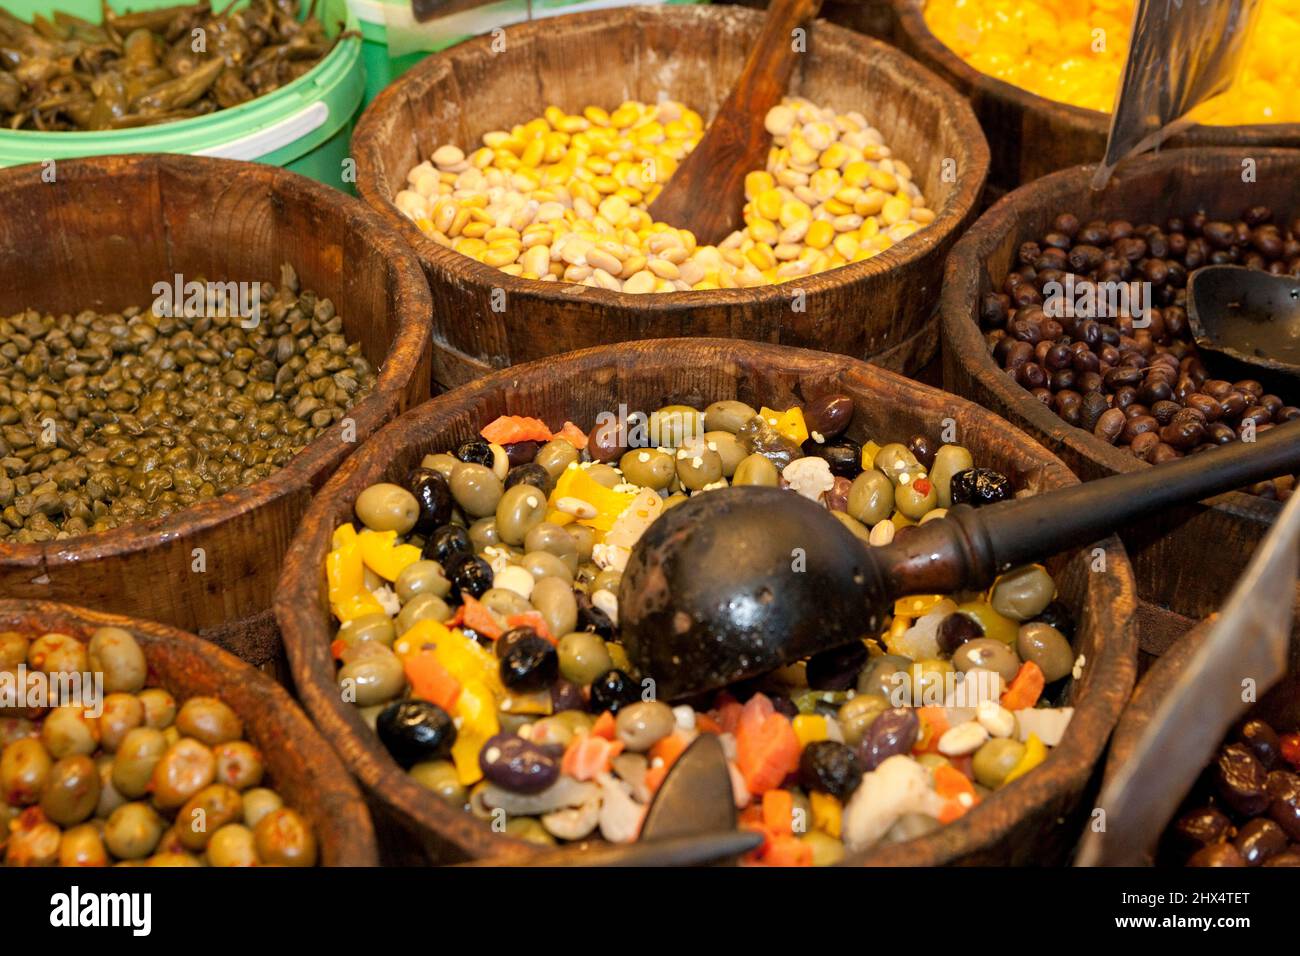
[275,338,1137,865]
[0,599,378,866]
[1099,606,1300,866]
[0,155,433,665]
[351,4,989,391]
[940,147,1297,655]
[890,0,1300,192]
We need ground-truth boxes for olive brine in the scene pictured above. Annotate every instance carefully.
[1,625,317,866]
[327,399,1078,864]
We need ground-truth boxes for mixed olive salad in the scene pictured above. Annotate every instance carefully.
[327,398,1078,864]
[0,626,317,866]
[1164,718,1300,867]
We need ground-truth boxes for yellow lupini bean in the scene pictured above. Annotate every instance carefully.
[403,96,933,293]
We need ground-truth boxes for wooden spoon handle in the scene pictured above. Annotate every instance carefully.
[722,0,825,127]
[881,419,1300,594]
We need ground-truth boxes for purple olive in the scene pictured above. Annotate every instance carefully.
[479,733,560,793]
[858,708,919,771]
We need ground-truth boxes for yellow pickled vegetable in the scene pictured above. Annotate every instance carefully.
[758,406,810,445]
[451,680,500,786]
[1003,732,1048,784]
[357,528,423,581]
[810,791,843,839]
[792,714,830,748]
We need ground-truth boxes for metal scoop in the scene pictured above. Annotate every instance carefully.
[619,419,1300,700]
[1187,264,1300,385]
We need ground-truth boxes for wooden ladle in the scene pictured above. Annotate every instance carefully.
[618,420,1300,700]
[646,0,824,246]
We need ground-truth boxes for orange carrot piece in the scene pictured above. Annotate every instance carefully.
[330,638,348,661]
[1001,661,1046,711]
[480,415,553,445]
[694,712,723,735]
[915,706,950,754]
[642,732,689,793]
[762,789,795,835]
[504,611,554,643]
[933,764,975,800]
[561,734,625,780]
[456,594,504,640]
[713,700,744,735]
[403,653,462,712]
[737,711,800,795]
[761,835,813,867]
[590,710,617,740]
[937,798,970,825]
[556,421,588,449]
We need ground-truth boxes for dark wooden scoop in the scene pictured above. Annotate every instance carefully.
[645,0,824,245]
[619,419,1300,700]
[1187,264,1300,385]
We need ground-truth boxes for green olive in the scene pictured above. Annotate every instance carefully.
[557,631,613,686]
[856,654,913,704]
[990,565,1056,622]
[96,756,126,818]
[704,431,747,477]
[619,449,675,490]
[254,807,317,866]
[523,523,580,573]
[207,823,259,867]
[241,788,283,828]
[585,463,622,489]
[138,688,176,729]
[521,550,573,583]
[396,592,452,633]
[99,693,144,752]
[593,568,622,594]
[409,759,467,806]
[675,447,723,490]
[0,630,28,669]
[650,405,705,447]
[803,829,846,866]
[177,784,243,850]
[337,644,406,706]
[972,738,1026,789]
[566,524,596,562]
[354,482,420,534]
[449,463,504,518]
[526,716,575,749]
[847,470,894,525]
[872,443,920,482]
[27,632,88,676]
[532,576,578,638]
[662,493,689,510]
[151,738,217,809]
[733,452,779,487]
[59,823,109,867]
[931,444,974,508]
[535,439,579,479]
[505,816,557,847]
[395,561,451,602]
[87,626,147,694]
[495,483,549,546]
[894,475,938,520]
[420,452,459,481]
[104,802,164,860]
[336,612,397,649]
[1,738,52,806]
[175,697,243,747]
[42,706,100,758]
[952,638,1021,683]
[480,586,532,618]
[468,516,500,551]
[838,693,891,746]
[703,400,758,435]
[912,659,954,705]
[213,740,264,790]
[831,510,871,542]
[1017,622,1074,682]
[615,701,675,752]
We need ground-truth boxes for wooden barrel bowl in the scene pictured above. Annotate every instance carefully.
[275,338,1137,865]
[890,0,1300,193]
[0,155,433,667]
[351,4,989,391]
[0,599,378,866]
[1098,606,1300,866]
[940,148,1298,657]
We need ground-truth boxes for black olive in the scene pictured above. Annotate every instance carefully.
[770,695,800,719]
[1170,806,1235,857]
[504,440,540,467]
[495,626,538,659]
[447,554,493,601]
[504,462,554,496]
[589,669,640,713]
[422,524,473,565]
[499,635,559,692]
[1217,743,1269,817]
[803,437,861,478]
[575,590,615,638]
[1234,719,1280,769]
[937,612,983,654]
[799,741,863,801]
[906,434,937,470]
[376,700,456,768]
[949,468,1013,507]
[551,679,584,713]
[1234,818,1288,865]
[408,468,453,535]
[1032,600,1075,639]
[806,642,870,691]
[456,438,495,467]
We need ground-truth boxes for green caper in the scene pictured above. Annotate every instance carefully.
[931,444,974,508]
[495,484,549,546]
[619,449,675,490]
[449,463,503,518]
[733,452,779,487]
[702,400,757,434]
[847,469,894,525]
[354,483,420,534]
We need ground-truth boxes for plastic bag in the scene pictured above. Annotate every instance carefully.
[1094,0,1263,188]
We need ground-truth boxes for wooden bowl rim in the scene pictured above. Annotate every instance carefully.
[0,153,434,575]
[939,145,1291,523]
[0,597,379,866]
[351,4,990,312]
[275,337,1138,865]
[889,0,1300,145]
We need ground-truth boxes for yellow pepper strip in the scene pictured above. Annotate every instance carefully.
[327,540,365,608]
[332,523,358,549]
[398,619,504,698]
[758,406,809,445]
[332,591,386,623]
[893,595,947,618]
[882,616,913,657]
[358,528,423,582]
[1003,733,1047,785]
[548,465,637,533]
[792,714,829,748]
[810,791,842,839]
[451,679,499,786]
[861,440,880,472]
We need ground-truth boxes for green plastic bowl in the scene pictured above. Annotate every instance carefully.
[0,0,365,188]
